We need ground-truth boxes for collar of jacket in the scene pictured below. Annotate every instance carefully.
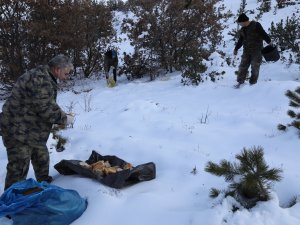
[48,68,58,84]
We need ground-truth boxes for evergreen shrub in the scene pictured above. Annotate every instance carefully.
[278,87,300,135]
[205,146,282,209]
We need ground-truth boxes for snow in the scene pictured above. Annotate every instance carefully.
[1,0,300,224]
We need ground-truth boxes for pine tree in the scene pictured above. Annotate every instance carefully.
[269,13,300,53]
[277,0,286,9]
[278,87,300,134]
[269,13,300,68]
[238,0,247,14]
[260,0,271,13]
[0,0,114,83]
[205,146,282,209]
[228,0,247,43]
[0,0,30,83]
[256,0,271,19]
[276,0,298,9]
[122,0,224,84]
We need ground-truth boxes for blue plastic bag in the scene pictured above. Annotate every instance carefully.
[0,179,87,225]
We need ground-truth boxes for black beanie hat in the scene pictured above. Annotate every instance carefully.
[236,13,249,22]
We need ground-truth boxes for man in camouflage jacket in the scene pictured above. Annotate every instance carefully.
[0,54,74,190]
[234,13,272,87]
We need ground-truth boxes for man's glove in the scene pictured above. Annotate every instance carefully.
[66,113,75,126]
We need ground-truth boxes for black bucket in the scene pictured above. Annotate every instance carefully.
[261,45,280,62]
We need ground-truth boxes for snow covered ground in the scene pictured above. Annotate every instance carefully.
[0,0,300,224]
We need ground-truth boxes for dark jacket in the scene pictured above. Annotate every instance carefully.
[104,50,118,72]
[235,21,271,52]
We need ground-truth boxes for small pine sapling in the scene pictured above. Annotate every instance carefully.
[278,87,300,135]
[205,146,282,209]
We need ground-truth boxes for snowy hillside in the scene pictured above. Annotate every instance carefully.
[0,0,300,225]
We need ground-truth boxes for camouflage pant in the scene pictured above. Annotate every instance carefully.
[4,142,49,190]
[237,50,262,85]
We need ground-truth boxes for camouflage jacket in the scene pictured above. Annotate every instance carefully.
[0,65,67,147]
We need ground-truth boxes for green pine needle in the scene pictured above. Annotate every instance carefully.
[209,188,220,198]
[291,121,300,129]
[287,110,296,118]
[286,89,300,107]
[277,124,287,131]
[205,146,283,208]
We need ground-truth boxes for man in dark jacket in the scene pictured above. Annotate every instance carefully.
[234,13,272,87]
[0,54,75,190]
[104,49,118,84]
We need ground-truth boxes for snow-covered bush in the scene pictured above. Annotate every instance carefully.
[276,0,299,9]
[119,52,150,80]
[269,13,300,64]
[122,0,225,84]
[205,146,282,209]
[0,0,114,83]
